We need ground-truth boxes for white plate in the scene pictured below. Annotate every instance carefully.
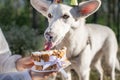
[31,66,69,79]
[31,60,71,72]
[31,66,60,72]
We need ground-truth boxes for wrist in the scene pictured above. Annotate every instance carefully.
[21,70,32,80]
[30,71,46,80]
[30,71,40,80]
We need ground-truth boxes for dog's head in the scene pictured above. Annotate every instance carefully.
[31,0,101,49]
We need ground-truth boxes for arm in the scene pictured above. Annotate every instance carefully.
[0,70,56,80]
[0,28,55,80]
[0,70,31,80]
[0,28,21,73]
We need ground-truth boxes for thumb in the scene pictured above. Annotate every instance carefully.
[23,57,34,64]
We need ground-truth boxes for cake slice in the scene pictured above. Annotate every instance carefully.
[31,47,67,71]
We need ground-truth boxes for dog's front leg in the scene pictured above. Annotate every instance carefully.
[63,70,72,80]
[61,66,72,80]
[79,44,94,80]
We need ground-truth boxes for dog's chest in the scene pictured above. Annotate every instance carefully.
[58,39,87,59]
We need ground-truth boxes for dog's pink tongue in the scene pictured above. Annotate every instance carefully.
[44,41,52,50]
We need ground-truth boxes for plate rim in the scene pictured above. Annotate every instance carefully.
[31,66,60,72]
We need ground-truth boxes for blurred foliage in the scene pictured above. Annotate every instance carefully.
[1,25,44,56]
[0,0,46,55]
[0,0,119,57]
[0,0,31,26]
[38,14,48,34]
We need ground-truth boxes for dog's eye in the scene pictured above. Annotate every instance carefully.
[48,13,53,18]
[62,14,69,19]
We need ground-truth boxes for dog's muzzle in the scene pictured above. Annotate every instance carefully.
[44,32,55,50]
[45,32,54,41]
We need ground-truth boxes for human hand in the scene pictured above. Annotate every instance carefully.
[30,71,57,80]
[16,56,34,71]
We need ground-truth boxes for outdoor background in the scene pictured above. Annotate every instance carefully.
[0,0,119,80]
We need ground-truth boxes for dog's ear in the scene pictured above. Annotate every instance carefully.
[30,0,51,17]
[72,0,101,18]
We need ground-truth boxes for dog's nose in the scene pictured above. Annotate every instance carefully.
[45,32,53,41]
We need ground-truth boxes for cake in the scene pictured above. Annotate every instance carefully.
[31,47,67,71]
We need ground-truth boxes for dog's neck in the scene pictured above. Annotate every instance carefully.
[57,20,89,58]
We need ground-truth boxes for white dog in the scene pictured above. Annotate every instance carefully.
[30,0,120,80]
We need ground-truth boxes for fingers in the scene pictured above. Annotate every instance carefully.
[21,57,34,65]
[16,57,34,71]
[23,57,34,64]
[23,63,34,69]
[43,72,57,78]
[48,72,57,76]
[31,71,57,77]
[30,70,57,80]
[44,76,48,79]
[18,57,33,64]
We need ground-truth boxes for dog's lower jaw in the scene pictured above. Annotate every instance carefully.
[45,36,65,50]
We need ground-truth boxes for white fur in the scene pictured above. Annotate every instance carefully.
[31,0,120,80]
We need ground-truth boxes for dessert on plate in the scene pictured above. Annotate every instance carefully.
[31,47,70,71]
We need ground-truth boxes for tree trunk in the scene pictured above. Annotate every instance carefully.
[32,8,38,29]
[107,0,112,27]
[117,0,120,43]
[92,12,98,23]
